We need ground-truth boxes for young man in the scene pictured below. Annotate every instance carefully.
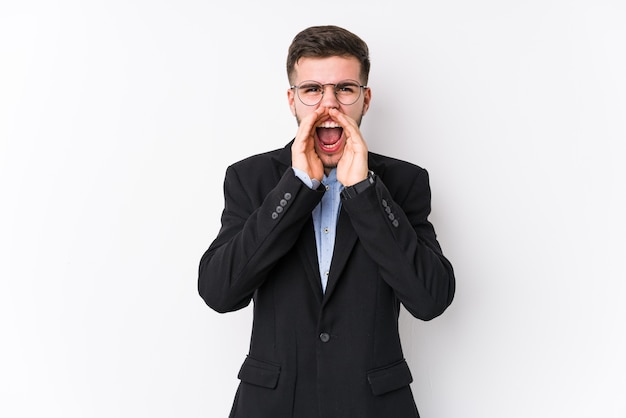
[198,25,455,418]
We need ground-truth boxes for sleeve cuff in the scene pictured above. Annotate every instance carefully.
[292,167,321,189]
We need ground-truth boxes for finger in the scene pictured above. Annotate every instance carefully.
[328,108,355,128]
[329,108,365,149]
[328,108,361,139]
[296,108,329,141]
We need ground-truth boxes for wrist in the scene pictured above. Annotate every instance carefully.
[341,170,375,199]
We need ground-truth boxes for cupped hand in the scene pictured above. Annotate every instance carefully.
[330,108,369,186]
[291,107,328,183]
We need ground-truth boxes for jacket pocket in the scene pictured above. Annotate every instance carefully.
[367,359,413,396]
[237,355,281,389]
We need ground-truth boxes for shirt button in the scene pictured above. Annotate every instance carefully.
[325,185,330,191]
[319,332,330,343]
[323,227,329,234]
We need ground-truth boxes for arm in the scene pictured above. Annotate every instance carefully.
[341,167,455,320]
[200,105,332,313]
[198,166,323,313]
[330,107,454,320]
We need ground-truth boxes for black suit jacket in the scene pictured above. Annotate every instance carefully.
[199,141,455,418]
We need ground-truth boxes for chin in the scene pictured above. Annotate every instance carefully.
[322,158,339,172]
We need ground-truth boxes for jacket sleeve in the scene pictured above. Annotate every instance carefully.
[341,167,455,320]
[198,166,323,313]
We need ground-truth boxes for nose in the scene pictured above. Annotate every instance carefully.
[319,84,340,107]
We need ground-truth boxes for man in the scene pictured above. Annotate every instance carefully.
[198,25,455,418]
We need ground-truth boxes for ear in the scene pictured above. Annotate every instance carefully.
[361,87,372,116]
[287,88,296,116]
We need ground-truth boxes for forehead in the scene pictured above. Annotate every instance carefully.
[293,56,362,83]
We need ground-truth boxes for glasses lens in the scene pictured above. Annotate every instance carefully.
[334,80,362,105]
[297,81,324,106]
[295,80,363,106]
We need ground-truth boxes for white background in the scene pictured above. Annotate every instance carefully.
[1,1,625,417]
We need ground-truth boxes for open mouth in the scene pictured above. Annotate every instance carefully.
[316,121,343,152]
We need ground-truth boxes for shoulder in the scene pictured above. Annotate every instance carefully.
[229,148,281,169]
[368,151,432,202]
[226,142,291,176]
[369,151,427,177]
[222,143,293,194]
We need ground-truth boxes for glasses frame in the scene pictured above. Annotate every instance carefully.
[290,79,368,106]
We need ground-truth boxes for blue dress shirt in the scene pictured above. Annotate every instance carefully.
[292,168,343,292]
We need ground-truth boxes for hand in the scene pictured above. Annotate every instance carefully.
[330,108,369,186]
[291,107,327,183]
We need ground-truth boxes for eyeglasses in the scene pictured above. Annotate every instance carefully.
[290,79,367,106]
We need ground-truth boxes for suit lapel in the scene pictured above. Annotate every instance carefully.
[322,208,358,302]
[296,218,324,303]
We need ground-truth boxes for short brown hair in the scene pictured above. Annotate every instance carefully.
[286,25,370,85]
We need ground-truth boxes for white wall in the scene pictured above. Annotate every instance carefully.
[1,1,624,417]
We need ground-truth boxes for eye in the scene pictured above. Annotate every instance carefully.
[300,83,322,94]
[336,82,359,93]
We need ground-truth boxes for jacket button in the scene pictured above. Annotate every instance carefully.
[319,332,330,343]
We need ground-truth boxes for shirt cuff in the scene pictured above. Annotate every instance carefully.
[292,167,321,189]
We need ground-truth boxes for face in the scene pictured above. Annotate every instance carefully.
[288,56,371,172]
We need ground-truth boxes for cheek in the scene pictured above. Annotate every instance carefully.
[361,102,369,116]
[293,106,317,124]
[287,91,297,116]
[347,107,365,122]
